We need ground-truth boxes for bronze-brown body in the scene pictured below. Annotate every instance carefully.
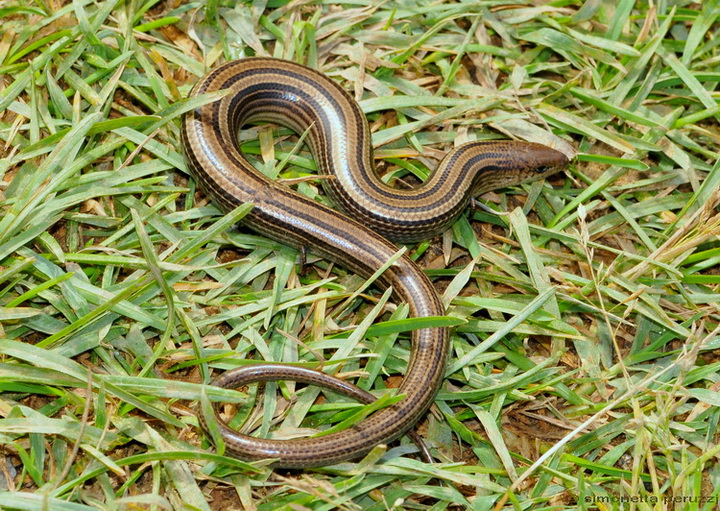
[181,57,568,467]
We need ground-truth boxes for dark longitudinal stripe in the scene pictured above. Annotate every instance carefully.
[180,57,568,467]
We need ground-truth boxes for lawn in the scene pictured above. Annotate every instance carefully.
[1,0,719,509]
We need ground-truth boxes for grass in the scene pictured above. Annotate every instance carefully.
[1,0,720,509]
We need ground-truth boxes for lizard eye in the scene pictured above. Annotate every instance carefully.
[535,165,550,174]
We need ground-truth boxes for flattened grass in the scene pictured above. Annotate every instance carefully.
[1,1,720,509]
